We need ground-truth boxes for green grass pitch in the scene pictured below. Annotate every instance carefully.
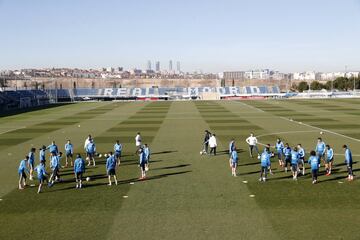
[1,99,360,240]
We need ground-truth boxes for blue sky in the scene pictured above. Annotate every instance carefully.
[0,0,359,72]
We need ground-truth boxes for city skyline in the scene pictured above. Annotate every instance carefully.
[0,0,360,72]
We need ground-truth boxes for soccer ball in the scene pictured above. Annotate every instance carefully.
[320,131,323,135]
[257,155,261,160]
[200,151,203,155]
[104,153,108,158]
[86,177,90,182]
[78,125,81,128]
[99,154,102,158]
[86,157,89,161]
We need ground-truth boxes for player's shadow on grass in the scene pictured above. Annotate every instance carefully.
[267,174,294,181]
[120,159,163,166]
[151,150,178,155]
[79,170,192,189]
[152,164,190,171]
[320,175,348,183]
[141,170,192,181]
[238,162,259,167]
[333,161,358,167]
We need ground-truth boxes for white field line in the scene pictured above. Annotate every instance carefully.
[256,130,319,138]
[0,126,26,135]
[235,101,265,112]
[279,116,360,143]
[237,101,360,144]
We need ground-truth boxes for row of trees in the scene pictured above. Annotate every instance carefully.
[292,77,360,92]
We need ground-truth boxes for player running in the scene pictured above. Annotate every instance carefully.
[308,150,319,184]
[114,140,123,166]
[259,146,272,182]
[35,160,49,193]
[343,145,354,181]
[106,152,118,186]
[275,138,284,167]
[74,154,86,189]
[315,138,326,167]
[297,144,305,175]
[283,143,292,172]
[65,140,74,167]
[291,147,300,180]
[246,133,259,158]
[28,148,36,180]
[143,144,151,171]
[229,147,238,177]
[85,139,96,166]
[325,144,334,176]
[18,156,29,190]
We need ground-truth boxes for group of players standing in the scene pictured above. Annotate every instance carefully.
[17,132,151,193]
[203,130,354,184]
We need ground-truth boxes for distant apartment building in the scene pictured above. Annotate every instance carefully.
[271,71,285,80]
[320,72,360,80]
[147,60,152,70]
[155,61,160,72]
[106,67,115,73]
[169,60,173,71]
[244,69,271,80]
[293,71,316,81]
[223,71,245,80]
[176,61,181,72]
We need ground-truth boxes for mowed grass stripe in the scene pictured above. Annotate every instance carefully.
[224,100,360,240]
[0,102,172,240]
[0,103,124,149]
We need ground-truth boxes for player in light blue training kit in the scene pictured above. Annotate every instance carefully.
[86,139,96,166]
[297,144,305,175]
[139,147,147,179]
[39,145,46,166]
[49,152,63,186]
[308,150,319,184]
[283,143,292,172]
[143,144,151,171]
[18,156,29,189]
[315,138,326,167]
[343,145,354,181]
[65,140,74,167]
[74,154,86,189]
[28,148,36,180]
[47,141,59,156]
[275,138,284,167]
[230,147,238,177]
[259,147,272,182]
[106,152,118,186]
[290,147,300,180]
[229,139,235,156]
[325,144,334,176]
[35,160,49,193]
[114,140,122,166]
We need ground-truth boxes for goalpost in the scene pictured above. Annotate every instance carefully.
[199,92,221,100]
